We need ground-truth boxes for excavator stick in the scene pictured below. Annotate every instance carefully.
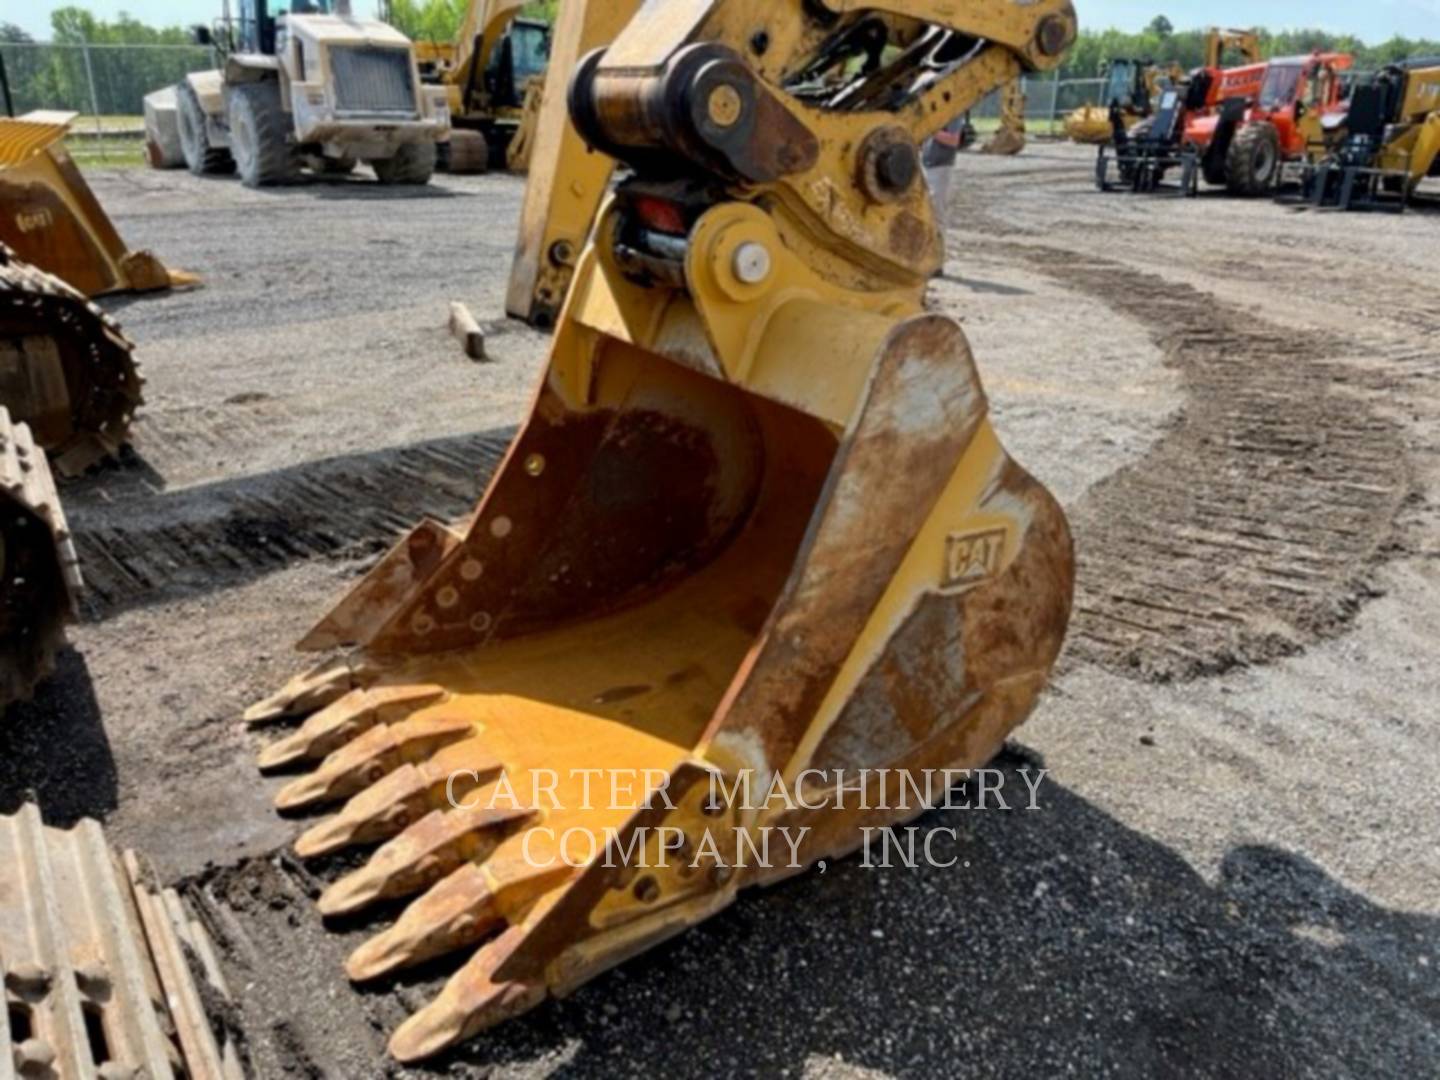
[981,78,1028,155]
[504,0,643,329]
[253,0,1077,1061]
[0,244,143,476]
[504,77,544,173]
[0,407,79,710]
[0,111,198,298]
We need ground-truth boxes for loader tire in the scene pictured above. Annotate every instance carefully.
[228,80,297,188]
[1225,122,1280,196]
[373,142,437,185]
[176,80,234,176]
[446,129,489,175]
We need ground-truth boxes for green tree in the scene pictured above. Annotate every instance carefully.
[1148,16,1174,39]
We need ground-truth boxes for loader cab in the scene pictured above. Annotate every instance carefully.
[237,0,336,55]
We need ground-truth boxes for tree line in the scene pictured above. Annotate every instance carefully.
[3,7,1438,118]
[1,10,207,116]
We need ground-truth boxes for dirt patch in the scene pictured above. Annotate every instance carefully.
[988,243,1410,681]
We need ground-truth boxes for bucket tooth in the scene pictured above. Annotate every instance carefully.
[389,928,544,1064]
[318,802,534,918]
[344,863,503,982]
[293,745,503,858]
[257,684,446,772]
[274,713,475,812]
[244,657,379,726]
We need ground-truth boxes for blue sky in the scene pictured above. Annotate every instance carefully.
[9,1,1438,43]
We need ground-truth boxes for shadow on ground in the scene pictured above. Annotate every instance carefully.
[62,426,516,619]
[0,650,118,824]
[192,751,1440,1078]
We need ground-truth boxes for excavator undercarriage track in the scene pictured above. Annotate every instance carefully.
[0,245,143,477]
[0,406,80,709]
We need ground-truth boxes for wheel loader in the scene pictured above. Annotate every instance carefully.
[414,0,552,174]
[175,0,450,187]
[1065,58,1181,145]
[1,111,195,297]
[249,0,1078,1062]
[1300,57,1440,210]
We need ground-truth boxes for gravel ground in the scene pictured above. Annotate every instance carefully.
[2,146,1437,1077]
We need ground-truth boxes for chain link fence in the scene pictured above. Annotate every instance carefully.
[1,42,216,129]
[969,76,1109,135]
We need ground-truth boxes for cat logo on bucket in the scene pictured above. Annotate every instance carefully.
[15,207,55,234]
[942,527,1006,592]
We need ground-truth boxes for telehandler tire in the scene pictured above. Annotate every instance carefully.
[373,142,437,185]
[228,80,298,188]
[176,80,234,176]
[1225,122,1280,196]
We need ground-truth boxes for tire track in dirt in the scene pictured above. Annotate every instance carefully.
[68,430,514,617]
[986,242,1411,681]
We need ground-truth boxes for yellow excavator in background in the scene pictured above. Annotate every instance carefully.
[249,0,1078,1063]
[981,78,1028,154]
[1205,26,1263,70]
[504,0,641,327]
[415,0,552,173]
[1302,57,1440,210]
[1065,59,1183,144]
[0,111,196,297]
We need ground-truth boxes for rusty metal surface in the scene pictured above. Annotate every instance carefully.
[0,804,243,1079]
[0,406,77,710]
[706,316,988,769]
[0,244,143,477]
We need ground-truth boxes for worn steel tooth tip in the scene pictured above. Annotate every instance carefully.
[244,659,357,726]
[257,730,313,773]
[318,803,534,918]
[292,760,434,857]
[389,958,545,1064]
[274,771,333,813]
[294,812,360,860]
[346,864,500,982]
[280,714,477,813]
[257,684,446,775]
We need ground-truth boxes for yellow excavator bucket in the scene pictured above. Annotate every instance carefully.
[0,111,197,298]
[982,79,1029,155]
[1066,104,1117,144]
[252,0,1077,1062]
